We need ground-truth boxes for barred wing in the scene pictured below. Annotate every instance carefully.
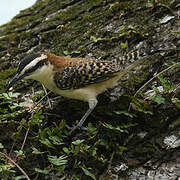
[55,60,120,90]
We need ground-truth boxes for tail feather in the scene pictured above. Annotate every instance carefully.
[118,49,146,65]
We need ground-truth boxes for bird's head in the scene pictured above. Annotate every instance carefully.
[6,53,48,91]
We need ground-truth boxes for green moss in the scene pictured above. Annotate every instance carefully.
[135,143,156,154]
[86,0,105,8]
[0,68,17,92]
[82,13,94,21]
[127,71,149,89]
[0,68,16,79]
[0,42,7,51]
[50,4,83,22]
[156,0,172,5]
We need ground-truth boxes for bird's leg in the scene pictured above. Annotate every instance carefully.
[69,99,98,134]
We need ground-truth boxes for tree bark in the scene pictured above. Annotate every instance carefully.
[0,0,179,179]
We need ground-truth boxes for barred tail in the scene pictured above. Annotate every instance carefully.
[118,49,146,65]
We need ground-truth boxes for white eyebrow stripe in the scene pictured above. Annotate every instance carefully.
[20,54,47,76]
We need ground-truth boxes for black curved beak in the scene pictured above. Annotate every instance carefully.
[6,73,21,91]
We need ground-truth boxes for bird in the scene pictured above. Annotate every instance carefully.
[6,51,142,133]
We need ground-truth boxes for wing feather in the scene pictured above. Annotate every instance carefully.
[54,60,120,90]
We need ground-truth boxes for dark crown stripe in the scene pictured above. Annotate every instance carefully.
[17,53,42,74]
[24,59,47,76]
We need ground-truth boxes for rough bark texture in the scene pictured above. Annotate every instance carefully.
[0,0,179,179]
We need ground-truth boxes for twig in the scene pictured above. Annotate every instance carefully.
[156,3,177,16]
[20,87,52,149]
[107,151,115,171]
[30,91,52,113]
[9,136,18,159]
[128,62,180,112]
[134,62,179,97]
[172,82,180,93]
[43,112,62,118]
[0,152,30,180]
[42,84,52,109]
[32,87,35,97]
[20,127,30,152]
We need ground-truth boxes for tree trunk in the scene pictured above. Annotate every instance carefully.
[0,0,179,179]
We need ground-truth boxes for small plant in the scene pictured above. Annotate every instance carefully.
[0,92,25,122]
[0,60,179,179]
[148,87,165,105]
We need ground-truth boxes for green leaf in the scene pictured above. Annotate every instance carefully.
[12,175,26,180]
[63,147,70,154]
[39,128,52,139]
[14,150,24,156]
[29,109,44,125]
[113,110,135,118]
[71,50,81,54]
[171,97,180,108]
[87,123,98,135]
[83,145,90,151]
[18,101,29,107]
[54,165,66,172]
[3,92,20,99]
[2,93,11,100]
[48,155,67,166]
[35,168,50,175]
[49,135,64,145]
[102,123,127,133]
[9,92,21,98]
[128,24,136,30]
[120,41,127,49]
[63,50,69,55]
[158,75,174,91]
[72,175,80,180]
[0,164,15,173]
[90,36,104,43]
[35,90,44,95]
[130,100,153,114]
[170,30,180,34]
[32,147,45,155]
[39,139,55,149]
[148,94,165,105]
[0,110,25,121]
[72,139,84,146]
[0,143,4,149]
[81,166,96,180]
[52,120,66,134]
